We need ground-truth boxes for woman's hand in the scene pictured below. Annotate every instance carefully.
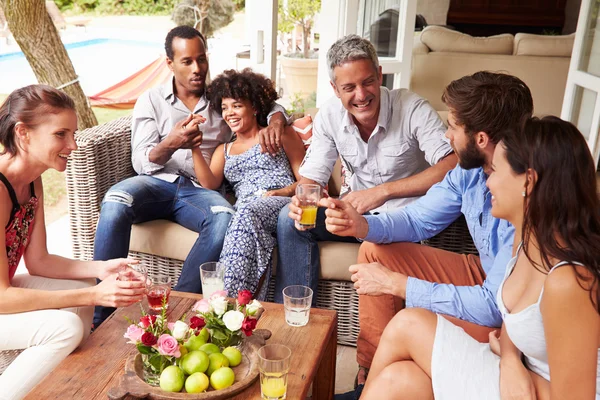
[499,358,537,400]
[97,258,139,280]
[265,188,292,197]
[489,330,501,356]
[92,274,146,308]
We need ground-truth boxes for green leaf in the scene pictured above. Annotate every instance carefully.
[136,344,155,355]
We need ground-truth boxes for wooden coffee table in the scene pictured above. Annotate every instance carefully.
[24,292,337,400]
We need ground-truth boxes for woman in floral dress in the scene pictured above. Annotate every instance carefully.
[192,69,305,299]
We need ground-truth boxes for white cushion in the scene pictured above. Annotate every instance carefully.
[513,33,575,57]
[420,26,513,55]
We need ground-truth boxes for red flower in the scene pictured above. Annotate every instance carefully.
[141,332,157,346]
[140,315,157,328]
[189,316,206,330]
[237,290,252,306]
[241,317,257,337]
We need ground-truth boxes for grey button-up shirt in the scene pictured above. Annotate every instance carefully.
[131,78,287,185]
[300,87,452,213]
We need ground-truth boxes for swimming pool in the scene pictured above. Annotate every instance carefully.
[0,38,164,95]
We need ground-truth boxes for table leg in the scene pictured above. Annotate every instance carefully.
[313,317,337,400]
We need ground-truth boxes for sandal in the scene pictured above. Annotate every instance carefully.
[354,366,369,389]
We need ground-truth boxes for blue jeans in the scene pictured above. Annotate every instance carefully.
[274,204,359,305]
[93,175,233,325]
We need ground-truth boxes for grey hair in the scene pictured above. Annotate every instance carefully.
[327,34,380,82]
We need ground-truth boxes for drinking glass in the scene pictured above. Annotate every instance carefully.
[258,344,291,400]
[200,261,225,299]
[117,264,147,285]
[282,285,313,327]
[295,184,321,230]
[147,274,172,312]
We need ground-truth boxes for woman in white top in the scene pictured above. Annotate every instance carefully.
[360,116,600,399]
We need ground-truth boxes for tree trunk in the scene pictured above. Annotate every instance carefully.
[302,21,311,59]
[0,0,97,129]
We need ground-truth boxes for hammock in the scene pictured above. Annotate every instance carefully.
[89,55,172,109]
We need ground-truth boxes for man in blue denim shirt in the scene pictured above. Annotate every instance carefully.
[325,72,534,396]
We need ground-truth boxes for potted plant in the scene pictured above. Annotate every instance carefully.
[278,0,321,98]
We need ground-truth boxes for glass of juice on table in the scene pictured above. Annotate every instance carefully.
[282,285,313,327]
[258,344,291,400]
[147,274,172,312]
[295,183,321,230]
[200,261,225,299]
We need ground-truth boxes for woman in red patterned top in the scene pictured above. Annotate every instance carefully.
[0,85,146,399]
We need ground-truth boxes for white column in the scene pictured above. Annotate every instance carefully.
[245,0,278,80]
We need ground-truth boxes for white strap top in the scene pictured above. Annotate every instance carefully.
[496,247,600,393]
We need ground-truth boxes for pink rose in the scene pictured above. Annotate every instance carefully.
[192,299,212,313]
[124,324,144,343]
[237,290,252,306]
[210,290,228,300]
[167,322,175,331]
[157,334,181,358]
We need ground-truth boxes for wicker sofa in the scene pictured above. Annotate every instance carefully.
[63,115,477,348]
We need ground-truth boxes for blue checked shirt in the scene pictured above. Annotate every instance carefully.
[363,166,514,327]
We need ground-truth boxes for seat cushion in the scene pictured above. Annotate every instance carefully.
[130,220,197,262]
[513,33,575,57]
[130,220,360,282]
[420,26,514,55]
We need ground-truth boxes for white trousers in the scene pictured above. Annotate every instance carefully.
[0,274,94,400]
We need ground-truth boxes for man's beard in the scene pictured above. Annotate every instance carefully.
[456,137,486,170]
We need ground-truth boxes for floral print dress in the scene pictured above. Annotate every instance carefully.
[219,143,295,300]
[0,173,37,280]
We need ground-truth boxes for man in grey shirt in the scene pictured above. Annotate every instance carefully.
[93,26,287,327]
[274,34,456,303]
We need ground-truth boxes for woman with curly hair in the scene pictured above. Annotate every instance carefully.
[358,116,600,399]
[192,69,305,299]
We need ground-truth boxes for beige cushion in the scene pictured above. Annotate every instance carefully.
[410,51,570,117]
[130,219,360,282]
[420,26,513,55]
[130,220,197,262]
[513,33,575,57]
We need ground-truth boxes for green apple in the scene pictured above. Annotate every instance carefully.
[207,352,230,376]
[180,350,209,375]
[210,367,235,390]
[184,372,210,393]
[184,330,208,351]
[159,365,184,392]
[222,347,242,367]
[199,343,220,356]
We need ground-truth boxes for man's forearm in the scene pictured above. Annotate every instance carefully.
[148,138,176,165]
[380,153,457,200]
[268,111,287,128]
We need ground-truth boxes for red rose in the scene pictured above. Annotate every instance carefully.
[141,332,157,346]
[237,290,252,306]
[189,316,206,330]
[241,317,257,337]
[140,315,157,328]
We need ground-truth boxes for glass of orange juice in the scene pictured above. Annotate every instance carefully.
[295,184,321,230]
[258,344,291,400]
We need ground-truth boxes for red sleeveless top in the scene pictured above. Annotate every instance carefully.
[1,173,37,280]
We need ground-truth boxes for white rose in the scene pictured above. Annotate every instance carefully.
[171,320,189,340]
[246,299,262,316]
[222,310,245,332]
[210,296,229,316]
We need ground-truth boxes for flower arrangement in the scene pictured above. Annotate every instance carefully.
[191,289,263,349]
[123,303,202,385]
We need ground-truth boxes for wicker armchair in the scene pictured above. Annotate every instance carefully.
[63,115,477,348]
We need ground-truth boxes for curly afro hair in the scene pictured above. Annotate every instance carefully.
[206,68,279,127]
